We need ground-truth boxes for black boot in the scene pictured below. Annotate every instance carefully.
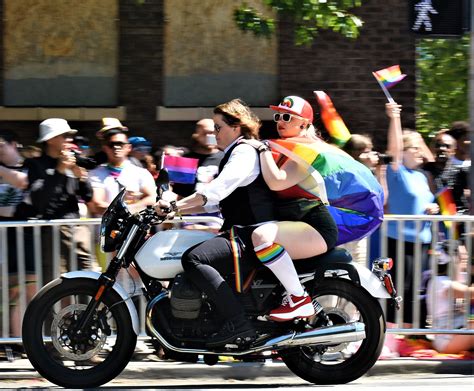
[206,315,256,348]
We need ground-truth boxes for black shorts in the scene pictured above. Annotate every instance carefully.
[299,202,338,250]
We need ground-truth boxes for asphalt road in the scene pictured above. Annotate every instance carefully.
[0,358,473,389]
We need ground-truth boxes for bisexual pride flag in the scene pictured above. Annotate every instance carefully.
[269,138,384,245]
[163,155,198,184]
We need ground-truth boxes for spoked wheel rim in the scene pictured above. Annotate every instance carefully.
[303,294,364,365]
[42,292,119,369]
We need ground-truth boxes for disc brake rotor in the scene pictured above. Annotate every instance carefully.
[51,303,107,361]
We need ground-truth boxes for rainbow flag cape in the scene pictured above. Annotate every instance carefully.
[269,138,384,245]
[163,155,198,184]
[373,65,406,89]
[314,91,351,147]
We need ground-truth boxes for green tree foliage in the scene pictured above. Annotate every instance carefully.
[416,35,469,136]
[234,0,364,46]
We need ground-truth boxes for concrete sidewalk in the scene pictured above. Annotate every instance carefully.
[0,356,472,381]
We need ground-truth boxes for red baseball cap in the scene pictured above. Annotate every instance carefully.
[270,96,313,122]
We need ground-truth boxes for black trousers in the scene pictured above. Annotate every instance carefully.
[181,234,257,320]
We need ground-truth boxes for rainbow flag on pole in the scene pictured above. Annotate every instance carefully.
[163,155,199,184]
[373,65,406,89]
[314,91,351,147]
[372,65,406,103]
[436,187,457,235]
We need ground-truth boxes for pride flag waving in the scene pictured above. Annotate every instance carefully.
[269,138,384,245]
[372,65,406,103]
[314,91,351,147]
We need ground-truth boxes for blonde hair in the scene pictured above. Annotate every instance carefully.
[214,99,261,139]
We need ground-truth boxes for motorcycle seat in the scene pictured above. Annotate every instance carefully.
[294,248,352,274]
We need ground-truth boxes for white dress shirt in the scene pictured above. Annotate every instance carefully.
[199,138,259,210]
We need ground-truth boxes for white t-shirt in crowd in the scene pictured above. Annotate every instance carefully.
[89,160,155,204]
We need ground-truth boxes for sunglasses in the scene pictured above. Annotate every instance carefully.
[435,142,452,149]
[273,113,299,123]
[107,141,128,148]
[214,123,225,133]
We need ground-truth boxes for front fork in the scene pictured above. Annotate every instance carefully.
[73,224,142,334]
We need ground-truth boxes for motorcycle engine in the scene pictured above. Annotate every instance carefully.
[170,273,202,319]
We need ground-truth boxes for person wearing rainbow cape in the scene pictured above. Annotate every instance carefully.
[245,95,384,321]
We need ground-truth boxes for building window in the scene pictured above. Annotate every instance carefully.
[3,0,118,106]
[163,0,278,107]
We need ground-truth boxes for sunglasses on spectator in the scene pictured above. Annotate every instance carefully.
[273,113,301,123]
[107,141,129,148]
[435,142,452,149]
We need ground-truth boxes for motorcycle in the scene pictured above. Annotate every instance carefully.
[22,179,401,388]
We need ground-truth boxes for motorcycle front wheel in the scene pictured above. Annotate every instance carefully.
[22,277,137,388]
[280,278,385,385]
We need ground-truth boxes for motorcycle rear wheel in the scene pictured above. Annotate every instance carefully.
[22,277,137,388]
[280,278,385,385]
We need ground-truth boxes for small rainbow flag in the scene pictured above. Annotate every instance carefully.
[436,187,457,234]
[163,155,199,184]
[373,65,406,89]
[314,91,351,147]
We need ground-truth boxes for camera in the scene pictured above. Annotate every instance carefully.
[376,153,393,165]
[71,150,107,170]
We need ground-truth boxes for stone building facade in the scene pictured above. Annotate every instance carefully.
[0,0,415,151]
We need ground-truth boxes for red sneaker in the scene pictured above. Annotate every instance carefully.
[269,293,315,322]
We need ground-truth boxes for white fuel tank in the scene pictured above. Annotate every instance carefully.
[135,229,216,279]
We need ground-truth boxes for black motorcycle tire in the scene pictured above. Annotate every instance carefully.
[22,277,137,388]
[280,278,385,385]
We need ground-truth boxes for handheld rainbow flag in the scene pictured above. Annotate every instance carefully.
[372,65,406,103]
[163,155,199,184]
[436,187,458,237]
[269,138,384,245]
[314,91,351,147]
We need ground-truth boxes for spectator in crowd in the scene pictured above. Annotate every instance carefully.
[88,123,156,216]
[16,119,96,285]
[171,119,224,232]
[446,121,471,167]
[424,131,458,192]
[19,145,42,159]
[128,136,153,168]
[384,103,439,327]
[0,130,34,337]
[173,119,224,198]
[426,241,474,354]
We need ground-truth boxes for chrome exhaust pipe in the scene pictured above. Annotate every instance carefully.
[256,322,365,350]
[146,292,366,356]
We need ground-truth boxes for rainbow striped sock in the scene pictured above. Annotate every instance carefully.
[255,242,285,265]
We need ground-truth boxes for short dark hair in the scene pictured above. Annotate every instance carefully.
[447,121,470,140]
[0,130,17,143]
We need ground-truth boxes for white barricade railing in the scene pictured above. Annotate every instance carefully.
[0,214,472,345]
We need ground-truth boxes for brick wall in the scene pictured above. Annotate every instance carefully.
[278,0,416,151]
[0,0,416,152]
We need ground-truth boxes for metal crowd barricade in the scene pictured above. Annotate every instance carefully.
[0,214,473,346]
[369,214,474,336]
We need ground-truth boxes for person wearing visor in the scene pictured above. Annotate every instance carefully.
[243,96,338,322]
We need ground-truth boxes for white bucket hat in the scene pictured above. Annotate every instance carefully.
[37,118,77,143]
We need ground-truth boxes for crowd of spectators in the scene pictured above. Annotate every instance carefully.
[0,105,472,356]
